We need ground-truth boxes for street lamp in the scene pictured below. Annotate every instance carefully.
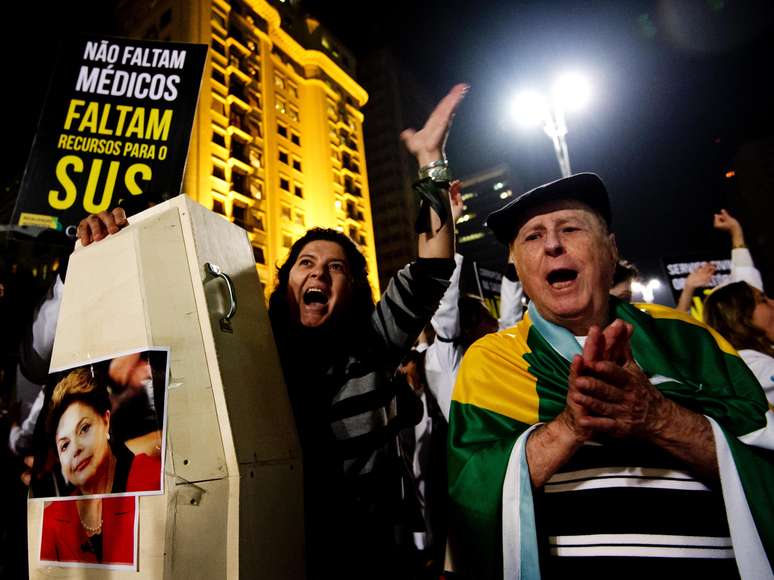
[631,278,662,303]
[510,72,591,177]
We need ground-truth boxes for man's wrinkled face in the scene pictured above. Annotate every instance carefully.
[511,200,617,334]
[287,240,353,328]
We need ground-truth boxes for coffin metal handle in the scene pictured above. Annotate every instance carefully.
[205,262,237,333]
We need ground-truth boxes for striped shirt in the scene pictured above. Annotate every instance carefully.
[277,258,454,577]
[537,440,740,579]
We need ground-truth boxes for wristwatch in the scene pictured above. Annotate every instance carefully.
[419,159,451,183]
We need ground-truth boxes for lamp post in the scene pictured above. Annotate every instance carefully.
[510,73,591,178]
[631,278,662,303]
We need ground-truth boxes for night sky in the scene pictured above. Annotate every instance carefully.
[4,0,774,303]
[305,0,774,303]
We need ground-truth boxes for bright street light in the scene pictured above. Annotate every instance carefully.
[510,71,592,177]
[552,73,592,111]
[510,90,548,128]
[631,278,662,303]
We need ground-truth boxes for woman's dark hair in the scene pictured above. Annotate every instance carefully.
[703,281,774,357]
[459,294,499,351]
[268,228,374,336]
[613,260,639,286]
[46,367,111,448]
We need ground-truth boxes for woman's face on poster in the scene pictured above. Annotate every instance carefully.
[55,402,111,490]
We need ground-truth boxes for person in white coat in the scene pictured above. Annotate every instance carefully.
[676,208,763,313]
[697,209,773,406]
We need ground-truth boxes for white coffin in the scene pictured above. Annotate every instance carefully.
[28,195,304,579]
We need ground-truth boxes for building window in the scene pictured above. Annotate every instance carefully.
[279,150,289,165]
[294,212,305,226]
[287,82,298,99]
[252,211,265,231]
[283,234,293,248]
[349,225,357,240]
[287,106,299,123]
[275,97,286,115]
[212,131,226,147]
[232,202,247,228]
[212,198,225,215]
[274,73,286,90]
[229,53,243,70]
[327,100,337,120]
[229,77,248,102]
[212,8,227,30]
[211,97,226,116]
[248,90,262,110]
[294,184,303,198]
[232,169,248,195]
[281,205,292,220]
[292,158,302,172]
[211,37,226,58]
[291,132,301,146]
[280,177,290,191]
[212,67,226,86]
[249,147,262,169]
[277,123,288,138]
[211,163,226,181]
[230,139,249,165]
[459,232,485,244]
[229,109,246,129]
[245,112,262,137]
[253,245,266,264]
[250,179,263,200]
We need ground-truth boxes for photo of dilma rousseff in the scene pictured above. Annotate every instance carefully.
[34,348,168,568]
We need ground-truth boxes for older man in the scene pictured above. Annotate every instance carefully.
[447,173,774,579]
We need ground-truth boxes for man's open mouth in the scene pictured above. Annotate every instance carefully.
[303,288,329,305]
[546,268,578,288]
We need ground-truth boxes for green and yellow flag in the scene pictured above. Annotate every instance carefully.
[449,297,774,579]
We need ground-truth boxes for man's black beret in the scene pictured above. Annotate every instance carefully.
[485,172,612,244]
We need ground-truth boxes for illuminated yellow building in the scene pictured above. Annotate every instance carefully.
[116,0,379,294]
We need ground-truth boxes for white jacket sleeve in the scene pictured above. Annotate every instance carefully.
[20,276,64,384]
[730,248,763,291]
[498,276,524,330]
[739,349,774,407]
[8,386,45,456]
[425,253,464,420]
[430,253,463,341]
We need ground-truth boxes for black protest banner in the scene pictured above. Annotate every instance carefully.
[473,263,503,318]
[13,35,206,236]
[662,254,732,302]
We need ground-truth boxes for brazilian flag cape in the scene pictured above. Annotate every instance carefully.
[448,297,774,579]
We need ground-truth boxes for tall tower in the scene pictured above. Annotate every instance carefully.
[456,165,522,294]
[115,0,378,294]
[358,49,433,291]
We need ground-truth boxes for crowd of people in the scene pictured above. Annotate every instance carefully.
[2,82,773,579]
